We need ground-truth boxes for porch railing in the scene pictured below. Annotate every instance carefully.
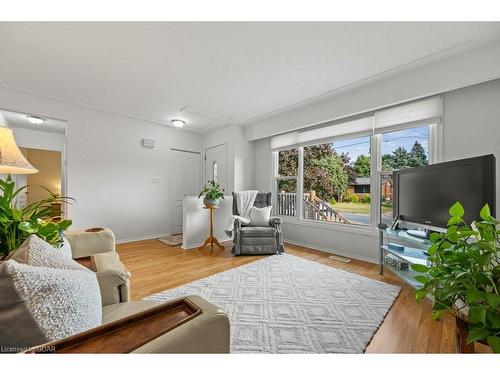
[276,191,350,224]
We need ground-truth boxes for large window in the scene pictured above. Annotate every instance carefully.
[380,125,430,225]
[302,135,371,226]
[272,97,439,230]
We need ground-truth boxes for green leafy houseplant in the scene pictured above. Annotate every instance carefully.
[412,202,500,353]
[198,179,224,206]
[0,176,73,257]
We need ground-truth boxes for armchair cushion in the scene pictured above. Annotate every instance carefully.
[240,226,277,237]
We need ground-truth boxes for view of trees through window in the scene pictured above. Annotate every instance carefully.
[275,125,430,226]
[276,148,298,216]
[303,136,371,225]
[380,125,430,224]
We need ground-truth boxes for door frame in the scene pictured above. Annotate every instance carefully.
[169,148,202,235]
[1,108,69,218]
[203,141,228,190]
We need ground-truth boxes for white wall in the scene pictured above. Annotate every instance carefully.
[246,40,500,141]
[253,78,500,263]
[0,85,203,242]
[442,79,500,216]
[182,195,232,249]
[203,125,254,193]
[11,127,66,152]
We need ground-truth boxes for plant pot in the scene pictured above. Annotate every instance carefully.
[203,197,220,207]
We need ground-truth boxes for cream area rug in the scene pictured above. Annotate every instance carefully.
[146,254,400,353]
[158,234,183,246]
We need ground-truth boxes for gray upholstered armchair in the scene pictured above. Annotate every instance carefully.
[230,192,285,256]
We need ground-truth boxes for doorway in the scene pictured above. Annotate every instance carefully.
[0,108,68,215]
[171,148,202,235]
[21,148,63,216]
[204,143,228,192]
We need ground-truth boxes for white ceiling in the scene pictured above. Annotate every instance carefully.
[0,22,499,132]
[0,109,67,134]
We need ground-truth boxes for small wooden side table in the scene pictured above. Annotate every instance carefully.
[198,205,224,255]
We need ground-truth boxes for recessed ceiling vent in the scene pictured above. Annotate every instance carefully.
[178,107,229,130]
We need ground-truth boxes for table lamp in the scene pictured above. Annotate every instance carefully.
[0,126,38,175]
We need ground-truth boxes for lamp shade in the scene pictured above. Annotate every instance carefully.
[0,127,38,174]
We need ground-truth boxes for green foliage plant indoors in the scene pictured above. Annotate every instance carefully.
[411,202,500,353]
[198,179,224,206]
[0,176,73,257]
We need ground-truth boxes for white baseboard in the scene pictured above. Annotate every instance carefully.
[284,239,378,264]
[116,233,170,244]
[116,234,377,264]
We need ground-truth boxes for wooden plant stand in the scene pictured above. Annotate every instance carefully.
[198,205,224,255]
[455,316,492,353]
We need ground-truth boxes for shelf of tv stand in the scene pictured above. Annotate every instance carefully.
[383,228,432,248]
[380,245,429,266]
[379,228,431,289]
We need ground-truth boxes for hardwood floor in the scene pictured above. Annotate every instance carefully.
[117,239,456,353]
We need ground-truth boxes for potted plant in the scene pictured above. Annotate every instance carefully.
[412,202,500,353]
[0,176,73,258]
[198,179,224,207]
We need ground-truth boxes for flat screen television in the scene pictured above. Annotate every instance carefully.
[393,154,496,231]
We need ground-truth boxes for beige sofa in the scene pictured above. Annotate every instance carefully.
[1,229,230,354]
[62,229,230,353]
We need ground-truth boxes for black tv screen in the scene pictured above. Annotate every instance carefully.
[393,155,496,229]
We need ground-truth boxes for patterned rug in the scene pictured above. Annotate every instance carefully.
[146,254,401,353]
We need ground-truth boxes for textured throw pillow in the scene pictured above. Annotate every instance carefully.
[10,235,85,271]
[249,206,272,226]
[0,260,102,350]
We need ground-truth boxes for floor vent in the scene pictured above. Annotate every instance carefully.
[328,255,351,263]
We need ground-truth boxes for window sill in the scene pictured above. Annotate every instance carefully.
[278,215,378,237]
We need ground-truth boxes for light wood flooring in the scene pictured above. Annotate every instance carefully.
[117,239,457,353]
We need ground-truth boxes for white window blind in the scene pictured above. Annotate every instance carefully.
[270,96,442,150]
[271,117,373,150]
[374,96,442,133]
[297,116,373,145]
[270,131,299,150]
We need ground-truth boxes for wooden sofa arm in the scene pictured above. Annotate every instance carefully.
[25,298,202,353]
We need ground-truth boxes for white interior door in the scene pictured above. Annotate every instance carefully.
[171,149,201,235]
[204,143,228,193]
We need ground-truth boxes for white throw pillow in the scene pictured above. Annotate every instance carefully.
[249,206,272,226]
[10,235,86,271]
[1,260,102,343]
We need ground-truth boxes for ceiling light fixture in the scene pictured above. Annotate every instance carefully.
[26,115,46,125]
[171,119,185,128]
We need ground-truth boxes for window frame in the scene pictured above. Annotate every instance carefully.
[273,149,299,217]
[272,122,440,232]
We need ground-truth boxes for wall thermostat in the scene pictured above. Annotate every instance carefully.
[141,139,155,149]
